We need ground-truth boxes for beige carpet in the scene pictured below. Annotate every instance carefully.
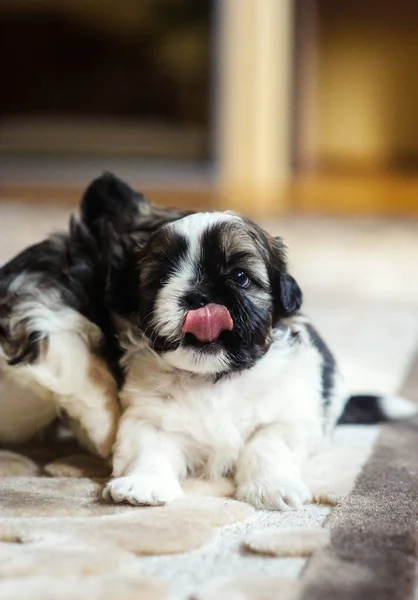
[0,423,377,600]
[299,416,418,600]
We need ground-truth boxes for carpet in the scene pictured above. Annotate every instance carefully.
[0,423,378,599]
[297,350,418,600]
[299,417,418,600]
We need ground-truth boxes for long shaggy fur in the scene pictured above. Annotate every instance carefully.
[0,174,186,454]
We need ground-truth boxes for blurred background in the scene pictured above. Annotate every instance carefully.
[0,0,418,395]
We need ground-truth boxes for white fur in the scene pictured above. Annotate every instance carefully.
[163,345,231,375]
[171,211,241,241]
[0,302,119,457]
[105,320,347,509]
[0,365,56,444]
[379,395,418,419]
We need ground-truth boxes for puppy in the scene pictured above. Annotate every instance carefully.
[103,211,349,509]
[1,174,412,498]
[0,174,186,455]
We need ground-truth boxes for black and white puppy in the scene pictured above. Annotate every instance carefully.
[0,174,186,455]
[0,217,121,454]
[0,173,413,501]
[103,211,352,509]
[104,209,417,509]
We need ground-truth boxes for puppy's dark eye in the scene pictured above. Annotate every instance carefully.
[230,269,250,288]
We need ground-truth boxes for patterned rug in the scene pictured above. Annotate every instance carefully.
[297,351,418,600]
[0,421,379,600]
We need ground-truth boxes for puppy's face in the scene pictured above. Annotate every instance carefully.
[135,212,302,375]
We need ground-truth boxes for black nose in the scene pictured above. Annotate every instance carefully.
[184,291,209,309]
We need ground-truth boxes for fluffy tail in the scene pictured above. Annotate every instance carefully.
[338,394,418,424]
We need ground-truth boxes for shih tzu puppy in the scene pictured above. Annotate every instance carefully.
[0,172,413,505]
[103,204,416,509]
[104,209,395,510]
[0,174,186,455]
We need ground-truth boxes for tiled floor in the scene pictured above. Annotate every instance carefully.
[1,200,417,396]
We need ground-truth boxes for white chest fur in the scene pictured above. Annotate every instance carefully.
[121,334,324,478]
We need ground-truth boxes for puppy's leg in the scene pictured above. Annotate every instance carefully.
[103,409,185,506]
[24,329,119,457]
[1,297,120,457]
[0,365,57,445]
[235,422,313,510]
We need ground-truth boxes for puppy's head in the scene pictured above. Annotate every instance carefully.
[135,212,302,375]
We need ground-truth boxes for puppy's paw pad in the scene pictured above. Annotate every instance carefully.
[103,473,183,506]
[236,477,311,511]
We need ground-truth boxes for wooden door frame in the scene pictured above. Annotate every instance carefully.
[215,0,295,215]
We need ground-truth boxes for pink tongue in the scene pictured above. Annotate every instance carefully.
[182,303,233,343]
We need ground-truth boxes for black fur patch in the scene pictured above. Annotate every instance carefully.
[138,228,189,346]
[305,323,336,409]
[80,172,149,237]
[338,395,388,424]
[80,173,188,317]
[196,222,273,372]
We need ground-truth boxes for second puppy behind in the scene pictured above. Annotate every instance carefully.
[0,174,186,454]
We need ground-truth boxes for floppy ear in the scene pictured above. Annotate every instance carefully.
[268,237,303,323]
[275,272,303,316]
[80,172,149,236]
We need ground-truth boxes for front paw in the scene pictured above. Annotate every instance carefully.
[235,476,312,510]
[103,473,184,506]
